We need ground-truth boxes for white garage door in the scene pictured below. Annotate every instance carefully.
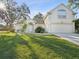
[50,24,74,33]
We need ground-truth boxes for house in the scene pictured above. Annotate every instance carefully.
[44,4,75,33]
[26,3,74,33]
[0,3,75,33]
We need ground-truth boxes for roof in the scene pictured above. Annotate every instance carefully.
[44,3,74,20]
[48,3,73,14]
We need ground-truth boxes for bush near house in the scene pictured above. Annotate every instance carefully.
[35,27,45,33]
[73,19,79,33]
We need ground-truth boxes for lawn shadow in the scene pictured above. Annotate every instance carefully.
[0,35,17,59]
[19,35,39,59]
[27,34,79,59]
[25,42,39,59]
[0,35,39,59]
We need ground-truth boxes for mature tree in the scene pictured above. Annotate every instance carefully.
[68,0,79,8]
[16,3,30,33]
[73,19,79,33]
[17,3,30,20]
[0,0,30,32]
[68,0,79,16]
[0,0,17,31]
[68,0,79,33]
[33,13,44,24]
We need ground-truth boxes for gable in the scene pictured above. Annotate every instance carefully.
[44,4,74,20]
[44,3,74,24]
[47,4,73,15]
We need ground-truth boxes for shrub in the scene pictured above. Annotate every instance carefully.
[35,27,45,33]
[73,19,79,33]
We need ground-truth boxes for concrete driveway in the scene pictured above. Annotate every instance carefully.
[54,33,79,45]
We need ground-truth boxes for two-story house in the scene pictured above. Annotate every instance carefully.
[44,4,75,33]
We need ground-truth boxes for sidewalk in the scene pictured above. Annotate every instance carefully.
[54,33,79,45]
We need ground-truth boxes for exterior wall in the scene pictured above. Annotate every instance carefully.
[14,24,34,33]
[14,20,35,33]
[14,24,22,32]
[25,24,34,33]
[25,20,35,33]
[34,24,45,29]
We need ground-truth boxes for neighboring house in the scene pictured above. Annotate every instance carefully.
[0,3,75,33]
[14,16,35,33]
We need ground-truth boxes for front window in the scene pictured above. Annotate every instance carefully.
[58,9,67,19]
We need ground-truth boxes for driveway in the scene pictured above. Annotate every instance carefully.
[54,33,79,45]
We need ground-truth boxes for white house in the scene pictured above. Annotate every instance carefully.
[44,4,75,33]
[0,3,75,33]
[27,3,74,33]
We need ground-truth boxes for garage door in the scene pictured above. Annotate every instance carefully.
[50,24,74,33]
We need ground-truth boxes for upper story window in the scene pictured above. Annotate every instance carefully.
[58,9,67,19]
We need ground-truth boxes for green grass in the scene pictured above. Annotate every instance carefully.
[0,32,79,59]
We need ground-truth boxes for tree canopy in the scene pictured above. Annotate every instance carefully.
[68,0,79,33]
[0,0,30,32]
[68,0,79,17]
[33,13,44,24]
[68,0,79,9]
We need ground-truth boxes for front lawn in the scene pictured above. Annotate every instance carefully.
[0,32,79,59]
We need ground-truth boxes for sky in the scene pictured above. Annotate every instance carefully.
[16,0,79,18]
[16,0,68,18]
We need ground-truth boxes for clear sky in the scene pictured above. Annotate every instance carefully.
[16,0,79,18]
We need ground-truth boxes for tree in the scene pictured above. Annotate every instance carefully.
[68,0,79,33]
[73,19,79,33]
[0,0,30,32]
[68,0,79,16]
[33,13,44,24]
[68,0,79,9]
[17,3,30,20]
[21,20,27,34]
[0,0,17,31]
[16,3,30,33]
